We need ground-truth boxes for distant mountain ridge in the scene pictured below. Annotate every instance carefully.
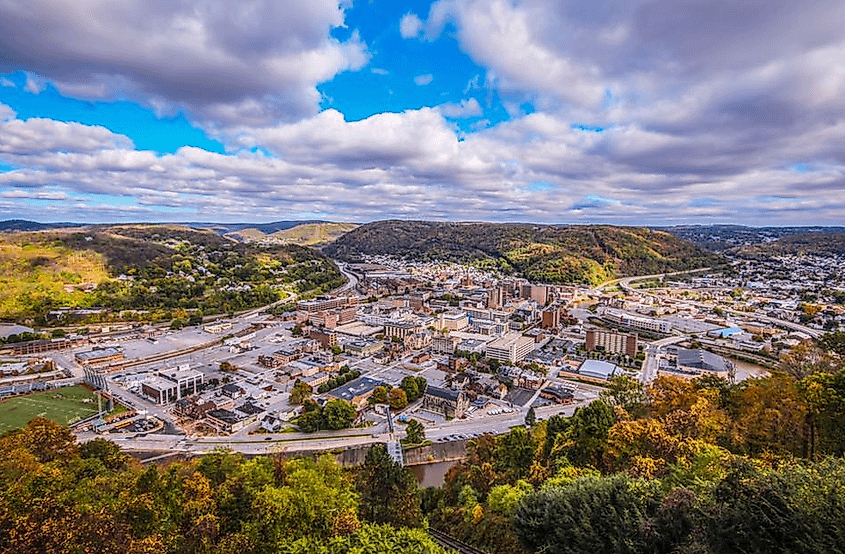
[0,219,338,235]
[0,220,83,231]
[658,224,845,251]
[324,220,722,285]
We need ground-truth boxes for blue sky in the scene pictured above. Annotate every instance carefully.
[1,0,844,225]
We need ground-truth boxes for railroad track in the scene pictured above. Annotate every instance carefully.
[428,528,489,554]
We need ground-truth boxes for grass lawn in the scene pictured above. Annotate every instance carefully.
[0,385,101,433]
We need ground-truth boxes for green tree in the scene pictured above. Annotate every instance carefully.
[555,400,616,469]
[525,406,536,427]
[514,474,659,554]
[494,426,535,481]
[369,386,388,404]
[404,419,425,445]
[487,480,533,516]
[356,444,422,528]
[250,456,360,547]
[601,375,649,418]
[78,438,132,471]
[323,400,357,430]
[400,376,427,403]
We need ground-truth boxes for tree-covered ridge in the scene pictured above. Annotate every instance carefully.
[733,231,845,257]
[324,220,721,285]
[424,335,845,554]
[0,225,344,324]
[0,422,445,554]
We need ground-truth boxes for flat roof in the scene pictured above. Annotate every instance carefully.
[578,359,618,378]
[329,376,384,402]
[76,347,122,360]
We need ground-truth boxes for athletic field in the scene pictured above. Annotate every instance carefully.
[0,385,101,432]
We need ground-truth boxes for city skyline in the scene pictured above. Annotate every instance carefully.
[2,0,845,225]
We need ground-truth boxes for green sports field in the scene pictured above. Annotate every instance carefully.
[0,385,101,432]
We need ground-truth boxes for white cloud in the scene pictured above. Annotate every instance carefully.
[23,73,46,94]
[0,103,15,121]
[371,68,389,75]
[0,77,15,88]
[0,1,370,125]
[400,13,424,39]
[2,105,844,225]
[414,74,434,86]
[438,98,483,118]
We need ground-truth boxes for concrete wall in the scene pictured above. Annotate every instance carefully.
[403,440,468,466]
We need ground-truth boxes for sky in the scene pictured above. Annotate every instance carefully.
[1,0,844,226]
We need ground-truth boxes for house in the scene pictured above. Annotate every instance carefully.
[222,383,246,399]
[540,385,575,404]
[261,414,283,432]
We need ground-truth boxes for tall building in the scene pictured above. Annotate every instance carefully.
[487,286,503,309]
[437,311,469,331]
[520,284,548,305]
[485,332,534,363]
[541,308,560,329]
[585,329,638,358]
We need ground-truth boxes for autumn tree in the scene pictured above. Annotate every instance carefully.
[388,388,408,410]
[289,380,312,405]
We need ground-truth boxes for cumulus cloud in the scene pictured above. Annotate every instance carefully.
[399,13,423,39]
[0,113,134,155]
[2,103,844,225]
[2,0,845,225]
[0,0,369,125]
[414,74,434,86]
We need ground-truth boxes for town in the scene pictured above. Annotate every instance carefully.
[1,249,840,461]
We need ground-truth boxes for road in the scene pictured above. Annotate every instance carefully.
[640,335,689,384]
[80,398,593,455]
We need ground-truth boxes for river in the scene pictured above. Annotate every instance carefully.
[409,460,460,488]
[731,358,770,381]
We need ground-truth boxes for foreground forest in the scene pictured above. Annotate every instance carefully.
[2,334,845,554]
[0,424,445,554]
[425,333,845,554]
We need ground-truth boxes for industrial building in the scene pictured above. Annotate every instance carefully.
[675,348,734,375]
[141,368,204,405]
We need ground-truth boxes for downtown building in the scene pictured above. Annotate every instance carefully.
[585,329,639,358]
[485,332,534,363]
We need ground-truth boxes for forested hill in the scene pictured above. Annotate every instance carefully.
[324,220,721,285]
[0,224,343,324]
[732,231,845,257]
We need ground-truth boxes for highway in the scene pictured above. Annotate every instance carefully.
[79,397,594,455]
